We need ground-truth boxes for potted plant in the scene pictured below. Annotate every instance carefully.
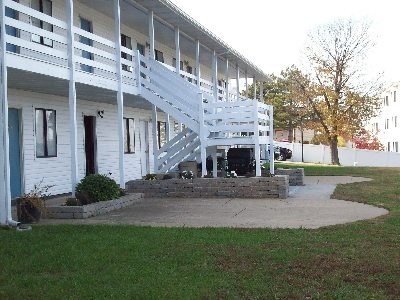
[16,180,53,224]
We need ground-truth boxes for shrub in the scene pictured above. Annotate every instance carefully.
[144,173,158,180]
[64,198,81,206]
[180,170,194,179]
[225,171,238,178]
[75,174,120,203]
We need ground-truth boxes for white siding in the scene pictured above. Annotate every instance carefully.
[8,89,154,196]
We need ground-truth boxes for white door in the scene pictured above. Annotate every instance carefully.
[139,120,150,176]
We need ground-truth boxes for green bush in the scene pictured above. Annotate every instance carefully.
[64,198,81,206]
[144,173,158,180]
[75,174,120,203]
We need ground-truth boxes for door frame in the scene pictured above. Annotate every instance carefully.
[8,107,24,198]
[139,119,150,176]
[83,115,97,176]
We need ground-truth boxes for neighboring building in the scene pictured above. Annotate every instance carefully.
[0,0,273,225]
[368,82,400,152]
[274,128,315,143]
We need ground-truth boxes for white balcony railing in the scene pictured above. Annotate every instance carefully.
[4,0,262,106]
[3,0,137,88]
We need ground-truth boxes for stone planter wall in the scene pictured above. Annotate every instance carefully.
[46,194,143,219]
[274,168,304,186]
[126,176,289,199]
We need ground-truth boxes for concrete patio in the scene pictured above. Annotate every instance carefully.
[37,176,388,229]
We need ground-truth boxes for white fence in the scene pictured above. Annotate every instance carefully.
[275,142,400,167]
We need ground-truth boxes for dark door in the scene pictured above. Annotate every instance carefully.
[8,108,22,198]
[84,116,96,176]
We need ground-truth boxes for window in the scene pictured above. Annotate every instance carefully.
[5,0,19,53]
[385,119,389,129]
[137,43,145,56]
[387,142,390,152]
[394,142,399,153]
[394,91,397,102]
[137,43,146,78]
[157,121,167,149]
[31,0,53,47]
[35,109,57,157]
[155,49,164,63]
[124,118,135,153]
[186,65,193,83]
[384,96,389,106]
[172,58,184,71]
[121,34,132,72]
[174,121,180,134]
[80,17,93,73]
[395,116,398,128]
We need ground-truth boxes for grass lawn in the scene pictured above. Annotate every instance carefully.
[1,164,399,299]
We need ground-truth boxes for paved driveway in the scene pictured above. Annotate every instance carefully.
[41,176,388,229]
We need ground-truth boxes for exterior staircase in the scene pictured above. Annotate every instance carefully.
[137,53,273,175]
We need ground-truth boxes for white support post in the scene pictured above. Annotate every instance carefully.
[114,0,125,188]
[212,50,218,101]
[236,66,240,100]
[149,10,158,173]
[254,101,261,176]
[225,59,229,101]
[172,26,180,136]
[175,27,180,74]
[253,76,257,100]
[148,10,155,59]
[212,147,218,178]
[0,0,13,225]
[198,93,207,177]
[195,40,200,87]
[166,113,171,141]
[66,0,79,198]
[259,81,266,159]
[269,105,274,175]
[136,50,141,93]
[152,106,158,173]
[245,71,248,99]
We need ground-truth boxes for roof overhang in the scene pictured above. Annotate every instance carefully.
[127,0,269,81]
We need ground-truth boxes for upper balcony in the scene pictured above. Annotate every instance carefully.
[2,0,267,107]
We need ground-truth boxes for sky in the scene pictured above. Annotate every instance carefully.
[169,0,399,83]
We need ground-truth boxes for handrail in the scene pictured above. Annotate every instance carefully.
[5,0,67,29]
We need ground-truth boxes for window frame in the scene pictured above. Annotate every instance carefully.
[35,108,57,158]
[157,121,167,149]
[155,49,164,63]
[31,0,53,47]
[124,117,135,154]
[121,33,132,72]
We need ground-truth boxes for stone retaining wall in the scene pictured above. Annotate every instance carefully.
[126,176,289,199]
[45,194,143,219]
[274,168,304,186]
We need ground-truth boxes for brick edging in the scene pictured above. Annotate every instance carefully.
[45,193,144,219]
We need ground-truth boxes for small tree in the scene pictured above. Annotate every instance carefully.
[248,66,314,142]
[352,129,384,151]
[296,19,382,164]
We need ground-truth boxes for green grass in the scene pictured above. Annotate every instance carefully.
[1,164,400,299]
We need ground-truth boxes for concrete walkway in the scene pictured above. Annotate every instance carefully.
[40,176,388,229]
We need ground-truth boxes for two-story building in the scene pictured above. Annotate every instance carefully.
[0,0,273,226]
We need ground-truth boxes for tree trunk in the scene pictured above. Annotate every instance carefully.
[330,136,340,165]
[288,120,294,142]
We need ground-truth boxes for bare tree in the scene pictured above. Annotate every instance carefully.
[296,19,382,165]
